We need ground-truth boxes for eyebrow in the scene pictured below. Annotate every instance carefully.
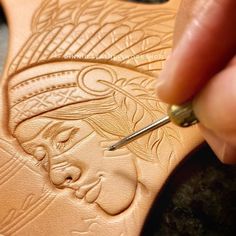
[21,121,53,145]
[42,121,64,139]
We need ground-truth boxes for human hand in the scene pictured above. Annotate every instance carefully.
[156,0,236,164]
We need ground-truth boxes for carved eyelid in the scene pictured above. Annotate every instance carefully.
[52,131,94,158]
[54,127,79,143]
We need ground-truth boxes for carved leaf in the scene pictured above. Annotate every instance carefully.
[156,128,175,169]
[75,0,107,23]
[21,194,35,210]
[111,76,180,163]
[53,2,78,25]
[121,77,165,113]
[0,189,55,235]
[1,209,16,226]
[128,10,175,27]
[164,126,181,143]
[32,0,59,32]
[110,78,159,161]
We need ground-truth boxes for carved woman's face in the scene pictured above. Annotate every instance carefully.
[16,118,138,215]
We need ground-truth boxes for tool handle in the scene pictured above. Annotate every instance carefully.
[167,103,199,127]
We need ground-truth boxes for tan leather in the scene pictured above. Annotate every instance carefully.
[0,0,202,235]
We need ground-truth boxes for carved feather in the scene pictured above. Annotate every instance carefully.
[98,76,178,162]
[31,0,59,32]
[8,0,175,75]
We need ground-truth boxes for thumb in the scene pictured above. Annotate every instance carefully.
[193,60,236,163]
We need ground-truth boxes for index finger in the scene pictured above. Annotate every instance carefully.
[157,0,236,104]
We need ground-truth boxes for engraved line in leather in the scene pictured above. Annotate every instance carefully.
[5,0,179,218]
[0,138,42,177]
[9,64,179,216]
[8,0,176,76]
[0,189,56,235]
[0,157,24,186]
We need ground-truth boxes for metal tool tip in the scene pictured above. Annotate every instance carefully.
[108,145,117,151]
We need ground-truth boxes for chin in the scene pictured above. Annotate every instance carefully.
[95,196,134,216]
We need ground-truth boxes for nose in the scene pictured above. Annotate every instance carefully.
[49,165,81,187]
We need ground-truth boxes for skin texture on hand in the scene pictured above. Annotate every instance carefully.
[157,0,236,164]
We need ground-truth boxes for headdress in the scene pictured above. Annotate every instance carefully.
[8,63,116,132]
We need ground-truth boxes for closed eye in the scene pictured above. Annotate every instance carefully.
[55,127,79,150]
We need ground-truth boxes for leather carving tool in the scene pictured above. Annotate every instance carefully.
[108,103,198,151]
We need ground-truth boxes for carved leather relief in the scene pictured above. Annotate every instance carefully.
[0,0,202,235]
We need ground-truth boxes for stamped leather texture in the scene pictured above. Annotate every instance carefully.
[0,0,202,235]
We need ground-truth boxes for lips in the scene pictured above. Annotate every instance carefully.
[74,178,102,203]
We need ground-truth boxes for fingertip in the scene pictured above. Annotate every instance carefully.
[155,56,173,103]
[193,65,236,135]
[156,70,172,103]
[157,0,236,105]
[156,52,186,104]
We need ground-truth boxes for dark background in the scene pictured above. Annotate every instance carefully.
[1,1,236,235]
[142,144,236,236]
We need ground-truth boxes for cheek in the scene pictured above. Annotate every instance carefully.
[96,156,138,215]
[64,132,104,166]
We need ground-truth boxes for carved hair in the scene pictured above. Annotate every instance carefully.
[10,62,159,162]
[42,96,155,161]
